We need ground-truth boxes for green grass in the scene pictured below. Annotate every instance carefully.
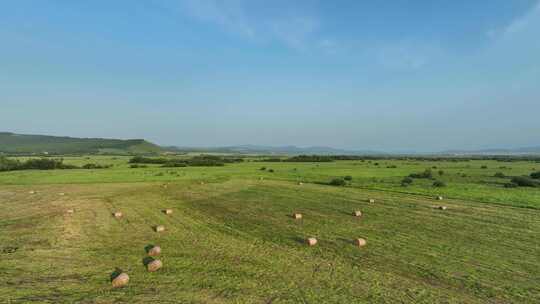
[1,157,539,303]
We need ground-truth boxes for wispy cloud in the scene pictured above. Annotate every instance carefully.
[488,1,540,39]
[180,0,256,38]
[169,0,328,51]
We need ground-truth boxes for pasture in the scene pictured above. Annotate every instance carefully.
[1,156,539,303]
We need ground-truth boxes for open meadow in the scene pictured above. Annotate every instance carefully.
[1,156,539,303]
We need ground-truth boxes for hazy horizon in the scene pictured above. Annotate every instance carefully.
[2,1,540,151]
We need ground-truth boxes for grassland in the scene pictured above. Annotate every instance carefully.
[1,156,539,303]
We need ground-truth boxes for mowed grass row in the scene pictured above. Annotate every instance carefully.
[1,177,539,303]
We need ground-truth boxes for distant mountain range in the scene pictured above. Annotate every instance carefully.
[1,132,539,156]
[439,147,540,155]
[167,144,384,155]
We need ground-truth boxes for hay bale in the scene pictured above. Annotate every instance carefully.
[113,211,123,218]
[354,238,367,247]
[292,213,302,219]
[58,192,65,196]
[368,199,375,203]
[353,210,362,217]
[111,272,129,288]
[155,225,165,232]
[147,259,163,272]
[147,245,162,257]
[163,209,173,215]
[28,190,36,194]
[298,182,303,185]
[436,196,444,200]
[306,237,317,246]
[66,209,75,215]
[438,206,447,210]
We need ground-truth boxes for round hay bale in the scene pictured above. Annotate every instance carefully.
[368,199,375,203]
[113,211,123,218]
[200,181,205,185]
[292,213,302,219]
[354,238,367,247]
[111,272,129,288]
[163,209,173,215]
[147,245,161,257]
[353,210,362,217]
[28,190,36,194]
[306,237,317,246]
[438,206,447,210]
[436,196,444,200]
[155,225,165,232]
[147,259,163,272]
[66,209,75,215]
[298,182,303,185]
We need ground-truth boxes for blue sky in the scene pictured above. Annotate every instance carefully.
[1,0,539,152]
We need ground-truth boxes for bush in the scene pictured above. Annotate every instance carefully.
[0,157,78,171]
[510,176,539,187]
[343,175,352,181]
[401,177,413,186]
[438,170,444,176]
[494,172,506,178]
[409,169,433,179]
[504,182,518,188]
[260,167,266,171]
[162,162,187,167]
[329,178,346,186]
[481,165,488,169]
[268,169,274,173]
[130,164,147,168]
[530,171,540,179]
[82,163,111,169]
[433,180,446,187]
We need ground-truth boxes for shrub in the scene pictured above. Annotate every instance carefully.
[504,182,518,188]
[433,180,446,187]
[82,163,111,169]
[260,167,266,171]
[494,172,506,178]
[329,178,346,186]
[268,169,274,173]
[409,169,433,179]
[510,176,539,187]
[130,164,147,168]
[161,162,187,167]
[401,177,413,187]
[530,171,540,179]
[343,175,353,181]
[481,165,488,169]
[438,170,444,176]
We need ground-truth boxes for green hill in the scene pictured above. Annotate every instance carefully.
[0,132,163,155]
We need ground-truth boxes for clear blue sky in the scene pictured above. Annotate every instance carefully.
[1,0,539,152]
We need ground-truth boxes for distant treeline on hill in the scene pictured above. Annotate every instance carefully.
[128,155,244,167]
[0,156,110,172]
[0,132,163,155]
[260,154,540,162]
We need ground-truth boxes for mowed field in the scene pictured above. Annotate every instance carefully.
[1,156,539,303]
